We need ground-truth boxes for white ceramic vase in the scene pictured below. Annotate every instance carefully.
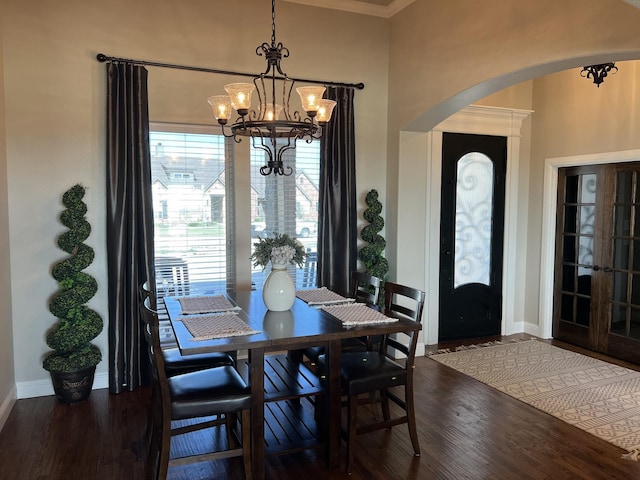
[262,263,295,311]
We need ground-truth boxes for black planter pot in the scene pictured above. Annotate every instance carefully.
[49,366,96,404]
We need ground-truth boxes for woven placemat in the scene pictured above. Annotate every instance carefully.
[180,313,260,341]
[319,303,397,326]
[296,287,355,306]
[177,295,241,314]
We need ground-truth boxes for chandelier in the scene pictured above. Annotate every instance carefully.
[580,63,618,87]
[207,0,336,176]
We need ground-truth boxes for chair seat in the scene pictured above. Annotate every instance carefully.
[169,365,252,420]
[304,337,369,364]
[163,347,234,375]
[319,351,407,396]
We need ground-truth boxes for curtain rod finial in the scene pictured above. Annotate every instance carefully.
[97,53,108,62]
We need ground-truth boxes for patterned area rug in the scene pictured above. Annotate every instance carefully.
[429,339,640,460]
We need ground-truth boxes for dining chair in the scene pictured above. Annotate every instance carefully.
[321,281,425,473]
[141,299,253,480]
[302,251,317,288]
[139,280,176,346]
[139,284,236,375]
[304,271,382,365]
[155,256,190,297]
[351,271,381,306]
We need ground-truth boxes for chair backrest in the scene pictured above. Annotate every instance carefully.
[139,280,156,309]
[383,281,425,324]
[139,296,157,350]
[140,296,171,408]
[350,271,381,306]
[381,281,426,366]
[302,251,318,288]
[155,256,190,298]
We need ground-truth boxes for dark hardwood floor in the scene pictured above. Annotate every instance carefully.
[2,334,640,479]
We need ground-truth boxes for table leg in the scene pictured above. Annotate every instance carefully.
[326,339,341,469]
[249,347,265,480]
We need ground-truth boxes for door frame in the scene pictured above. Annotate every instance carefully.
[421,105,532,345]
[539,148,640,339]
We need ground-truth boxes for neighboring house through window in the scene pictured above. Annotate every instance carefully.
[149,124,319,297]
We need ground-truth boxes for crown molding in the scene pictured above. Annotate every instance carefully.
[283,0,415,18]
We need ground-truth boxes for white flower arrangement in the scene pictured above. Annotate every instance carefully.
[250,233,307,269]
[270,245,296,266]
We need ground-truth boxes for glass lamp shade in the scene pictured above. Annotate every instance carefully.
[224,83,255,112]
[296,86,326,114]
[207,95,232,121]
[260,103,283,121]
[316,99,336,123]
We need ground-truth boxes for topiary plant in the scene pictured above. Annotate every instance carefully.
[358,189,389,306]
[43,184,103,373]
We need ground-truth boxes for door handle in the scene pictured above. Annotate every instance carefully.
[591,265,613,273]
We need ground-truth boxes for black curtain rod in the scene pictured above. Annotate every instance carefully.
[96,53,365,90]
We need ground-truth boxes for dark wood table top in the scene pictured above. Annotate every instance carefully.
[164,290,421,354]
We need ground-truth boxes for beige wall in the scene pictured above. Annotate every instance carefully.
[3,0,640,407]
[1,0,388,397]
[0,1,16,426]
[390,0,640,339]
[526,60,640,330]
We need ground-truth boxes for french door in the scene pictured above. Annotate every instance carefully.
[553,162,640,363]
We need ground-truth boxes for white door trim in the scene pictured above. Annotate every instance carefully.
[538,149,640,338]
[424,105,532,344]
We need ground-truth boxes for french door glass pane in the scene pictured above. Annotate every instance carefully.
[577,175,596,275]
[613,238,630,270]
[631,273,640,305]
[631,307,640,339]
[612,271,628,303]
[610,304,626,335]
[561,265,575,292]
[557,171,597,328]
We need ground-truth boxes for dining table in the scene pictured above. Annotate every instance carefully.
[164,288,421,479]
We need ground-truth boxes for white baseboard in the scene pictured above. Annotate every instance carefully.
[0,386,16,433]
[523,322,544,339]
[16,371,109,399]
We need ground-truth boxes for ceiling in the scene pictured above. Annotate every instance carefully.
[285,1,640,17]
[283,0,415,18]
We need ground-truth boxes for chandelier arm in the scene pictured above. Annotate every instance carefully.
[282,78,293,121]
[255,76,266,120]
[251,134,274,165]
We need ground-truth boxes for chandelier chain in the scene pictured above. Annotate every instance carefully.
[271,0,277,49]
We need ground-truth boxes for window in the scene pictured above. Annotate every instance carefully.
[250,141,320,290]
[149,128,228,297]
[150,125,320,297]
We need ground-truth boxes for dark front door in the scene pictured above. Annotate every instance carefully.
[553,162,640,364]
[439,133,507,340]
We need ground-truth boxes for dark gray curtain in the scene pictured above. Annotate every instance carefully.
[318,86,357,296]
[106,62,155,393]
